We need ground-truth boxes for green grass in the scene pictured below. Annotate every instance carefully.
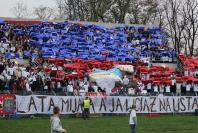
[0,115,197,133]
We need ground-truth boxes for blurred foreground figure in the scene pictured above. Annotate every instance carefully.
[50,106,67,133]
[129,105,137,133]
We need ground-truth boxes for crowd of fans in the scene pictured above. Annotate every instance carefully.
[0,56,197,96]
[0,21,196,96]
[0,58,108,96]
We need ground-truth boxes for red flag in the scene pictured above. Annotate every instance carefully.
[0,95,4,114]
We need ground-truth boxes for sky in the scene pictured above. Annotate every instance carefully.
[0,0,56,18]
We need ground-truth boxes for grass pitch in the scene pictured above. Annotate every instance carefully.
[0,115,197,133]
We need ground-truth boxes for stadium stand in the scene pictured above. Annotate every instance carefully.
[0,19,197,96]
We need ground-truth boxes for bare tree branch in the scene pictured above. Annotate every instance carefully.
[34,5,55,20]
[11,1,29,18]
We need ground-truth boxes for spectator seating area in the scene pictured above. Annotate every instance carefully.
[134,64,198,96]
[178,54,198,76]
[0,19,197,96]
[0,20,176,62]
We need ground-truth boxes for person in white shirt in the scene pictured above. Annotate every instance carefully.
[58,66,63,71]
[31,73,37,82]
[147,82,152,94]
[25,80,33,95]
[123,75,129,93]
[186,82,191,95]
[79,85,86,96]
[67,81,74,96]
[50,106,67,133]
[159,84,164,94]
[193,83,198,96]
[8,66,14,76]
[92,83,98,92]
[129,105,137,133]
[165,84,171,95]
[2,42,9,50]
[83,82,89,92]
[171,78,176,86]
[193,83,198,92]
[176,82,182,96]
[0,45,5,53]
[10,45,16,53]
[44,83,49,92]
[79,78,89,96]
[79,80,84,88]
[83,77,90,87]
[5,72,11,81]
[153,84,159,95]
[22,70,30,78]
[128,87,135,95]
[52,65,58,70]
[123,75,129,85]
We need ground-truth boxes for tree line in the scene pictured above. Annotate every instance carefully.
[11,0,198,56]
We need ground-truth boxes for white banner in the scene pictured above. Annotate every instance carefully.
[16,95,198,114]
